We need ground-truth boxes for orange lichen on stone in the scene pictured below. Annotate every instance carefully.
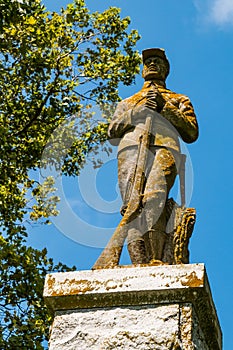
[64,279,96,295]
[46,275,56,293]
[181,271,203,288]
[46,276,103,297]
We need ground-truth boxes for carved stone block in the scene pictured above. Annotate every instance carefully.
[163,198,196,264]
[44,264,222,349]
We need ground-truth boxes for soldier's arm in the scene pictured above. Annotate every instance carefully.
[108,101,133,145]
[161,95,198,143]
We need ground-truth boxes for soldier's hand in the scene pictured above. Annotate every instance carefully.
[145,99,158,111]
[145,91,165,112]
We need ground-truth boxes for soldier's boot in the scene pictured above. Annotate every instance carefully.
[127,239,148,264]
[145,229,167,263]
[144,231,152,262]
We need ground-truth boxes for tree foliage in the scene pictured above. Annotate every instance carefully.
[0,0,141,348]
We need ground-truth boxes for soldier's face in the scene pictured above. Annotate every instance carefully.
[142,56,167,81]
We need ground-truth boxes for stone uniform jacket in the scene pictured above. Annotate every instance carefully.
[108,82,199,154]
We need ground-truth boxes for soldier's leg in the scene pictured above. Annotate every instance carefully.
[118,148,147,264]
[118,147,137,215]
[142,148,177,261]
[127,216,147,264]
[143,209,167,262]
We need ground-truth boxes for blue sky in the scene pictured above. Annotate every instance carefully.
[28,1,233,348]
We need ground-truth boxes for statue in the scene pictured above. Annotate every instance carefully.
[93,48,199,269]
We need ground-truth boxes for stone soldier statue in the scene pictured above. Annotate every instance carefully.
[93,48,198,269]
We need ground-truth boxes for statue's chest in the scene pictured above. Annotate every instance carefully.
[127,90,179,107]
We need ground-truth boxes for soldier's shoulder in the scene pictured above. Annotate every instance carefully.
[160,88,190,101]
[122,90,145,105]
[114,94,137,113]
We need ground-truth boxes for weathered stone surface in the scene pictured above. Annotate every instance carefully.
[180,304,209,350]
[49,305,181,350]
[44,264,222,350]
[44,263,205,302]
[49,303,212,350]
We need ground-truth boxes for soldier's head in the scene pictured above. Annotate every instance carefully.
[142,48,170,82]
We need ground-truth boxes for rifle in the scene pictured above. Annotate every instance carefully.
[93,115,152,269]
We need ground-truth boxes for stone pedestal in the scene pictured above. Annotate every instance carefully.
[44,264,222,350]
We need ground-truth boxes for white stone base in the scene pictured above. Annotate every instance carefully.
[44,264,222,350]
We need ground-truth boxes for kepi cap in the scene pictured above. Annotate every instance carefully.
[142,48,170,75]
